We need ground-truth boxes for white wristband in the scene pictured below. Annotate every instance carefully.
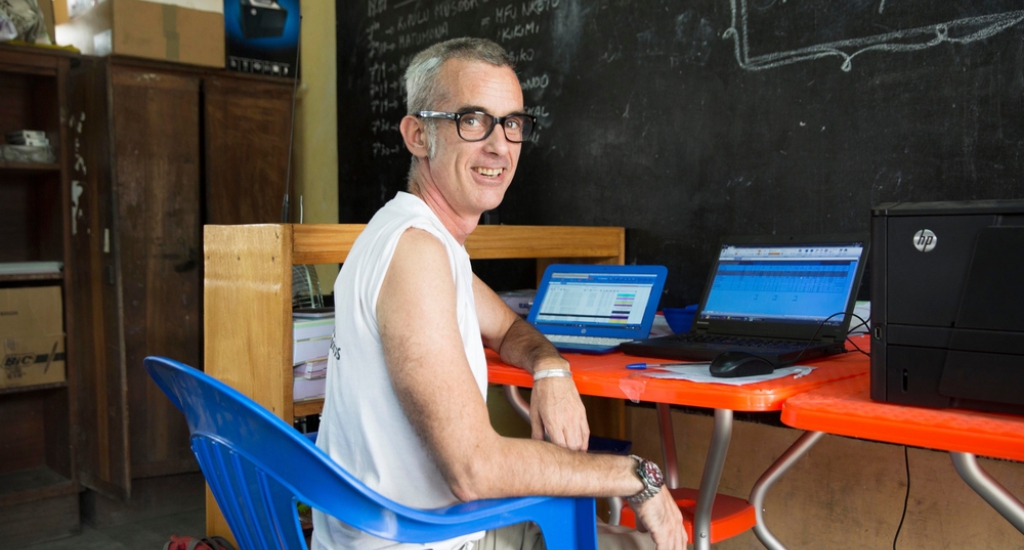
[533,368,572,382]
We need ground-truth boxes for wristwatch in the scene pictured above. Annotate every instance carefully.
[626,455,664,505]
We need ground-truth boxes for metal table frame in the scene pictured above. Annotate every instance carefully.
[504,387,740,550]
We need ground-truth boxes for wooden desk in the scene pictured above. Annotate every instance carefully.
[488,337,869,550]
[749,375,1024,549]
[202,223,624,543]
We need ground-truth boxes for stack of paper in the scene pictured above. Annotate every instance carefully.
[293,375,327,401]
[293,317,333,400]
[293,317,333,365]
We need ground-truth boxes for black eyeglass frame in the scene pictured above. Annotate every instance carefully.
[415,110,538,143]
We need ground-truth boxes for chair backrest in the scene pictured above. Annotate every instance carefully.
[144,356,598,550]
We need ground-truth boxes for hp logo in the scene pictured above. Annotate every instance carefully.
[913,229,938,252]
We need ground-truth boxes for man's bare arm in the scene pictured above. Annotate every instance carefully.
[474,276,589,451]
[376,229,685,549]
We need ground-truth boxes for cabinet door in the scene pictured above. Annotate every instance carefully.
[68,58,133,500]
[203,75,293,224]
[111,65,201,480]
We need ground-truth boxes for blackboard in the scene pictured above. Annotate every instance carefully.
[336,0,1024,305]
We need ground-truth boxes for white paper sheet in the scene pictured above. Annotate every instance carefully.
[639,363,815,386]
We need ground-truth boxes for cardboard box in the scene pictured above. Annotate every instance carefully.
[1,287,66,389]
[224,0,298,77]
[55,0,224,68]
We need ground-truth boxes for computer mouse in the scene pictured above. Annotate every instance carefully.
[709,351,776,378]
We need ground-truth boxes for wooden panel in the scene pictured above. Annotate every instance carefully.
[290,223,364,264]
[111,65,200,478]
[289,224,626,265]
[0,394,47,474]
[467,226,625,262]
[203,75,293,225]
[0,44,63,75]
[67,58,131,500]
[204,224,293,545]
[204,225,293,419]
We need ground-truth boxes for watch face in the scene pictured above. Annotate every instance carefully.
[643,461,663,486]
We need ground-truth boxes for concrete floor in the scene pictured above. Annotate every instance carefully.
[26,507,206,550]
[26,473,207,550]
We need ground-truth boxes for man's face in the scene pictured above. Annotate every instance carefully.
[424,58,524,219]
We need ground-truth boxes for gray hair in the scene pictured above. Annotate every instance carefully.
[404,37,515,114]
[404,38,516,176]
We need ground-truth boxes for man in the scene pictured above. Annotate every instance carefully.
[313,37,686,550]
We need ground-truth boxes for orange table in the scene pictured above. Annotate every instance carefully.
[488,336,870,550]
[749,375,1024,549]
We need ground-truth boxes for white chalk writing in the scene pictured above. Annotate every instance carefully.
[398,22,450,49]
[497,21,540,41]
[434,0,480,20]
[522,0,559,17]
[371,99,401,113]
[725,0,1024,72]
[397,9,430,30]
[373,142,404,156]
[508,47,535,64]
[519,73,549,91]
[523,105,549,118]
[371,119,401,135]
[368,0,387,18]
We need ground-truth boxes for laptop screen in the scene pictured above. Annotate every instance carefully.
[700,242,865,329]
[532,269,663,336]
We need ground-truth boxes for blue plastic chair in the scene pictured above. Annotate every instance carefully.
[144,356,599,549]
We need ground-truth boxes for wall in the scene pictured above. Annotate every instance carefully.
[334,0,1024,301]
[294,0,340,290]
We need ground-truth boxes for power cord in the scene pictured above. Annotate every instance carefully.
[281,14,303,223]
[845,312,871,358]
[789,311,870,364]
[893,445,911,549]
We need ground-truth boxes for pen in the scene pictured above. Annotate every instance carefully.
[625,362,709,370]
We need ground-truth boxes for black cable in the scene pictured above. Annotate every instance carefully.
[893,446,911,549]
[847,313,870,334]
[788,311,852,365]
[845,312,871,358]
[281,14,303,223]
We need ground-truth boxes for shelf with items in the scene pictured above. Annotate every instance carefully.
[0,44,80,547]
[0,272,63,283]
[0,162,61,172]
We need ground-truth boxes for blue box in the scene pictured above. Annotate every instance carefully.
[225,0,300,77]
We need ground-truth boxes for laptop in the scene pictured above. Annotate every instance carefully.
[620,234,869,366]
[527,264,668,354]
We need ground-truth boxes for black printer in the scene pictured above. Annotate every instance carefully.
[871,199,1024,414]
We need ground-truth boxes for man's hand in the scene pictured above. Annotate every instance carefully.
[632,490,687,550]
[530,374,589,451]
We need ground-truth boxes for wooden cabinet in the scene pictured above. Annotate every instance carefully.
[0,44,81,548]
[67,56,294,502]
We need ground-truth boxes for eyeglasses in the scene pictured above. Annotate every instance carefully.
[415,110,537,143]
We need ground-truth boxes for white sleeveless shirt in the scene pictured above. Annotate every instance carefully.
[312,192,488,550]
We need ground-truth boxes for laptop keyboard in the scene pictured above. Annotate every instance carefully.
[666,333,807,350]
[545,334,632,347]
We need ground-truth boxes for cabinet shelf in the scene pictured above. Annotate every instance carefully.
[0,272,63,283]
[0,161,60,173]
[293,398,324,418]
[0,381,68,396]
[0,43,80,546]
[0,467,76,507]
